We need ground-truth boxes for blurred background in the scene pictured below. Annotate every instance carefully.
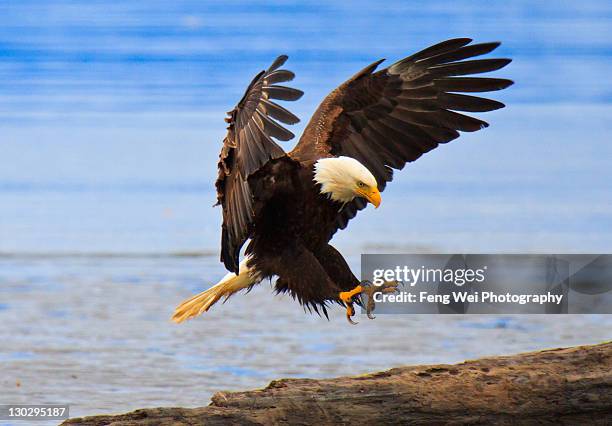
[1,0,611,420]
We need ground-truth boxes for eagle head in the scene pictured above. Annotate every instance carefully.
[313,156,381,208]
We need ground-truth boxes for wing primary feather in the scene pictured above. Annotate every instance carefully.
[264,69,295,84]
[259,98,300,124]
[360,125,406,168]
[405,38,473,61]
[398,85,438,99]
[238,126,257,169]
[390,107,483,135]
[371,119,429,161]
[418,42,501,66]
[263,85,304,101]
[435,77,514,92]
[249,113,286,156]
[344,133,392,182]
[389,38,472,73]
[242,122,265,169]
[436,110,490,132]
[381,115,440,148]
[439,93,505,112]
[254,109,295,141]
[395,96,439,112]
[386,114,451,144]
[430,58,512,76]
[267,55,288,72]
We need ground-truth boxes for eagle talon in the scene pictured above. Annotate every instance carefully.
[360,280,400,318]
[346,302,358,325]
[339,280,399,322]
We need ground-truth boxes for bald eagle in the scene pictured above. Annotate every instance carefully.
[172,38,512,324]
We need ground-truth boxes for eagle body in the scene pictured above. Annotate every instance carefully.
[172,38,513,323]
[245,157,360,311]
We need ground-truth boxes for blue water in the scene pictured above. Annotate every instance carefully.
[1,0,611,421]
[1,0,611,255]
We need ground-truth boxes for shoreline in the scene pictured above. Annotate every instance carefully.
[63,341,612,425]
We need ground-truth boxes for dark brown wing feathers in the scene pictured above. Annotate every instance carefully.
[290,38,512,234]
[216,56,303,272]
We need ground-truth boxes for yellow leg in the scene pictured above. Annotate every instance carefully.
[339,285,363,324]
[339,285,363,304]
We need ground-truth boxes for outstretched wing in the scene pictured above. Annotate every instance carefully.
[217,56,303,273]
[290,38,512,232]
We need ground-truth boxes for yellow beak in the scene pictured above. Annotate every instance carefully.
[357,187,382,208]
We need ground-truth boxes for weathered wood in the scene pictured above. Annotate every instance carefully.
[63,342,612,425]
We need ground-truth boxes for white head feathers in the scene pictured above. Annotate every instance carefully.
[313,156,378,203]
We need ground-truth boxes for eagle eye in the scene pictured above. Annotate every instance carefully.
[357,181,366,188]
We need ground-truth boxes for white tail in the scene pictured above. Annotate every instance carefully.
[171,258,261,323]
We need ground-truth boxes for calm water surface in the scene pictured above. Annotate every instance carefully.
[2,255,611,421]
[1,0,611,421]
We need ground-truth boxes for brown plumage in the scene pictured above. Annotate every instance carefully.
[173,38,513,323]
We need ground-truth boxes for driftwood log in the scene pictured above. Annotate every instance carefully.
[63,342,611,425]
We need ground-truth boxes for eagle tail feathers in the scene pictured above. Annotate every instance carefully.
[171,258,261,323]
